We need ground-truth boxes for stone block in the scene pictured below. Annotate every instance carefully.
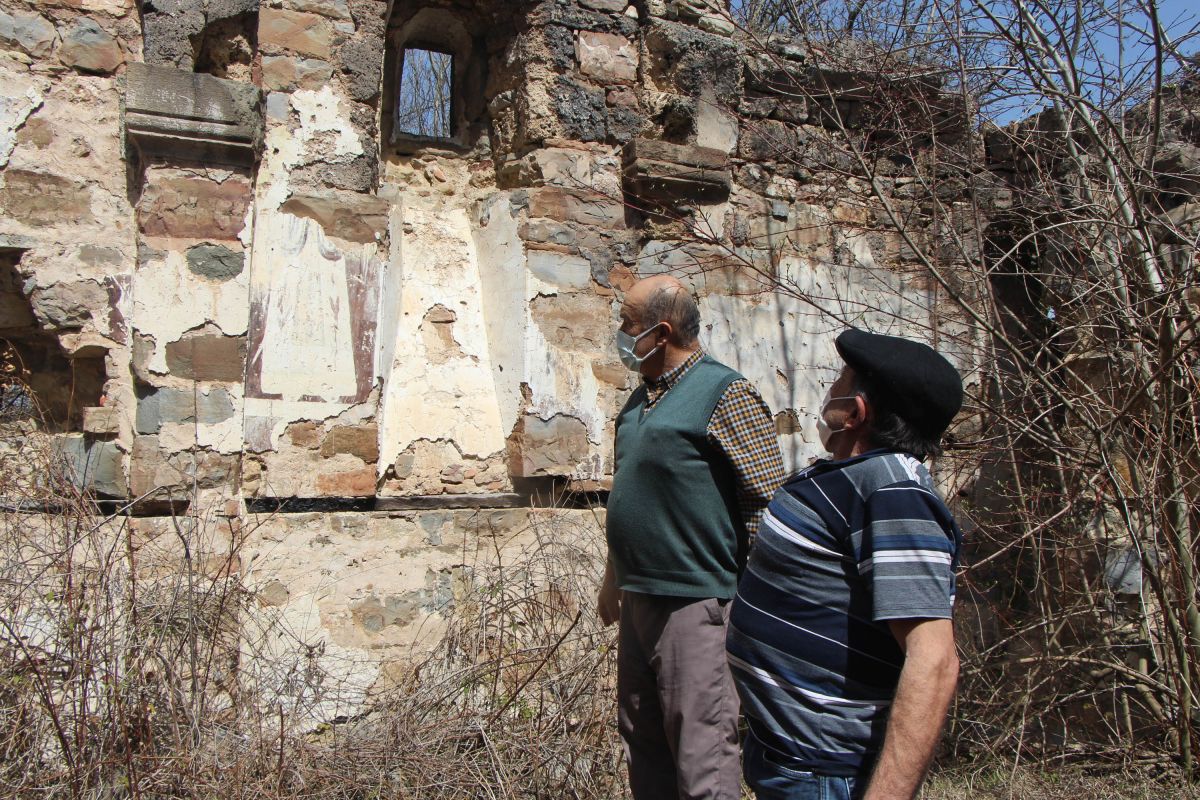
[54,436,126,497]
[130,435,240,496]
[0,10,57,58]
[279,191,389,244]
[554,78,608,142]
[528,187,625,229]
[316,465,377,496]
[622,137,731,202]
[607,103,642,143]
[290,0,352,19]
[530,292,612,353]
[320,424,379,462]
[506,413,590,477]
[82,405,119,436]
[30,280,109,330]
[737,119,801,161]
[520,219,578,247]
[337,34,384,102]
[138,175,252,239]
[260,8,333,60]
[186,243,245,281]
[578,31,637,85]
[165,333,248,382]
[135,386,235,434]
[288,420,321,449]
[527,250,593,290]
[644,20,740,99]
[124,63,263,166]
[262,55,334,91]
[0,169,93,227]
[59,18,122,74]
[580,0,627,10]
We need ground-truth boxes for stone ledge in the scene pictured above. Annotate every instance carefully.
[124,63,263,166]
[622,137,731,202]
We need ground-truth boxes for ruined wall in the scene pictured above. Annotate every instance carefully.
[0,0,975,712]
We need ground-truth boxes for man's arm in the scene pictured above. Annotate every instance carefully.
[707,380,786,540]
[598,556,620,626]
[862,618,959,800]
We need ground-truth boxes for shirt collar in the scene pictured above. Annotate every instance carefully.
[646,349,704,392]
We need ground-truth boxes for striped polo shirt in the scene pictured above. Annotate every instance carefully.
[726,450,962,778]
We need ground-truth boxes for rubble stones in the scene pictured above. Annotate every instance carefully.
[580,0,628,10]
[82,405,120,436]
[58,18,123,74]
[316,465,377,496]
[0,10,58,58]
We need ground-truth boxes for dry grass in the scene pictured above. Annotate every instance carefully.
[924,762,1199,800]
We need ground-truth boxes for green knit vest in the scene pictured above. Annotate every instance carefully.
[606,355,746,599]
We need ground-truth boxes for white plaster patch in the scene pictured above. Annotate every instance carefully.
[0,81,43,168]
[471,193,526,451]
[378,187,508,461]
[291,85,363,159]
[132,250,250,374]
[695,87,739,154]
[252,212,364,402]
[158,384,245,454]
[701,257,933,471]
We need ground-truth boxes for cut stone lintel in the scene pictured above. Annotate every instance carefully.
[124,63,263,166]
[622,137,731,203]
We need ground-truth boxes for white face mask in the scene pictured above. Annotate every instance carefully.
[816,387,858,452]
[616,324,662,372]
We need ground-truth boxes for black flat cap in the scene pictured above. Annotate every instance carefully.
[835,328,963,440]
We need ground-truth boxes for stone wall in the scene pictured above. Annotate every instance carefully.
[0,0,978,714]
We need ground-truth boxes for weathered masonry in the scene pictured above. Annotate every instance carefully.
[0,0,975,713]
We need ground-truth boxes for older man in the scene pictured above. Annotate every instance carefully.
[599,274,785,800]
[727,328,963,800]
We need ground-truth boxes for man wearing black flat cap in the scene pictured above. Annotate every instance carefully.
[726,328,964,800]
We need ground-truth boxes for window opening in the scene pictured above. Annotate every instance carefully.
[395,47,454,139]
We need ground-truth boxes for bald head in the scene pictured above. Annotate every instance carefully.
[623,276,701,347]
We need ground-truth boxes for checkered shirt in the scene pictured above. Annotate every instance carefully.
[644,350,786,539]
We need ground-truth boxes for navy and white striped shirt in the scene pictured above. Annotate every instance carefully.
[726,450,962,778]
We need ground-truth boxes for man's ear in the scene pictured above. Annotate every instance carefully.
[844,394,869,430]
[655,322,673,347]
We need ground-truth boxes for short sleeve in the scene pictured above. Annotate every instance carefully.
[861,482,958,621]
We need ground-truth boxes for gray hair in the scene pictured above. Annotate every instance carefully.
[643,284,701,346]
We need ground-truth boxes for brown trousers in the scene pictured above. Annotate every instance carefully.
[617,591,742,800]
